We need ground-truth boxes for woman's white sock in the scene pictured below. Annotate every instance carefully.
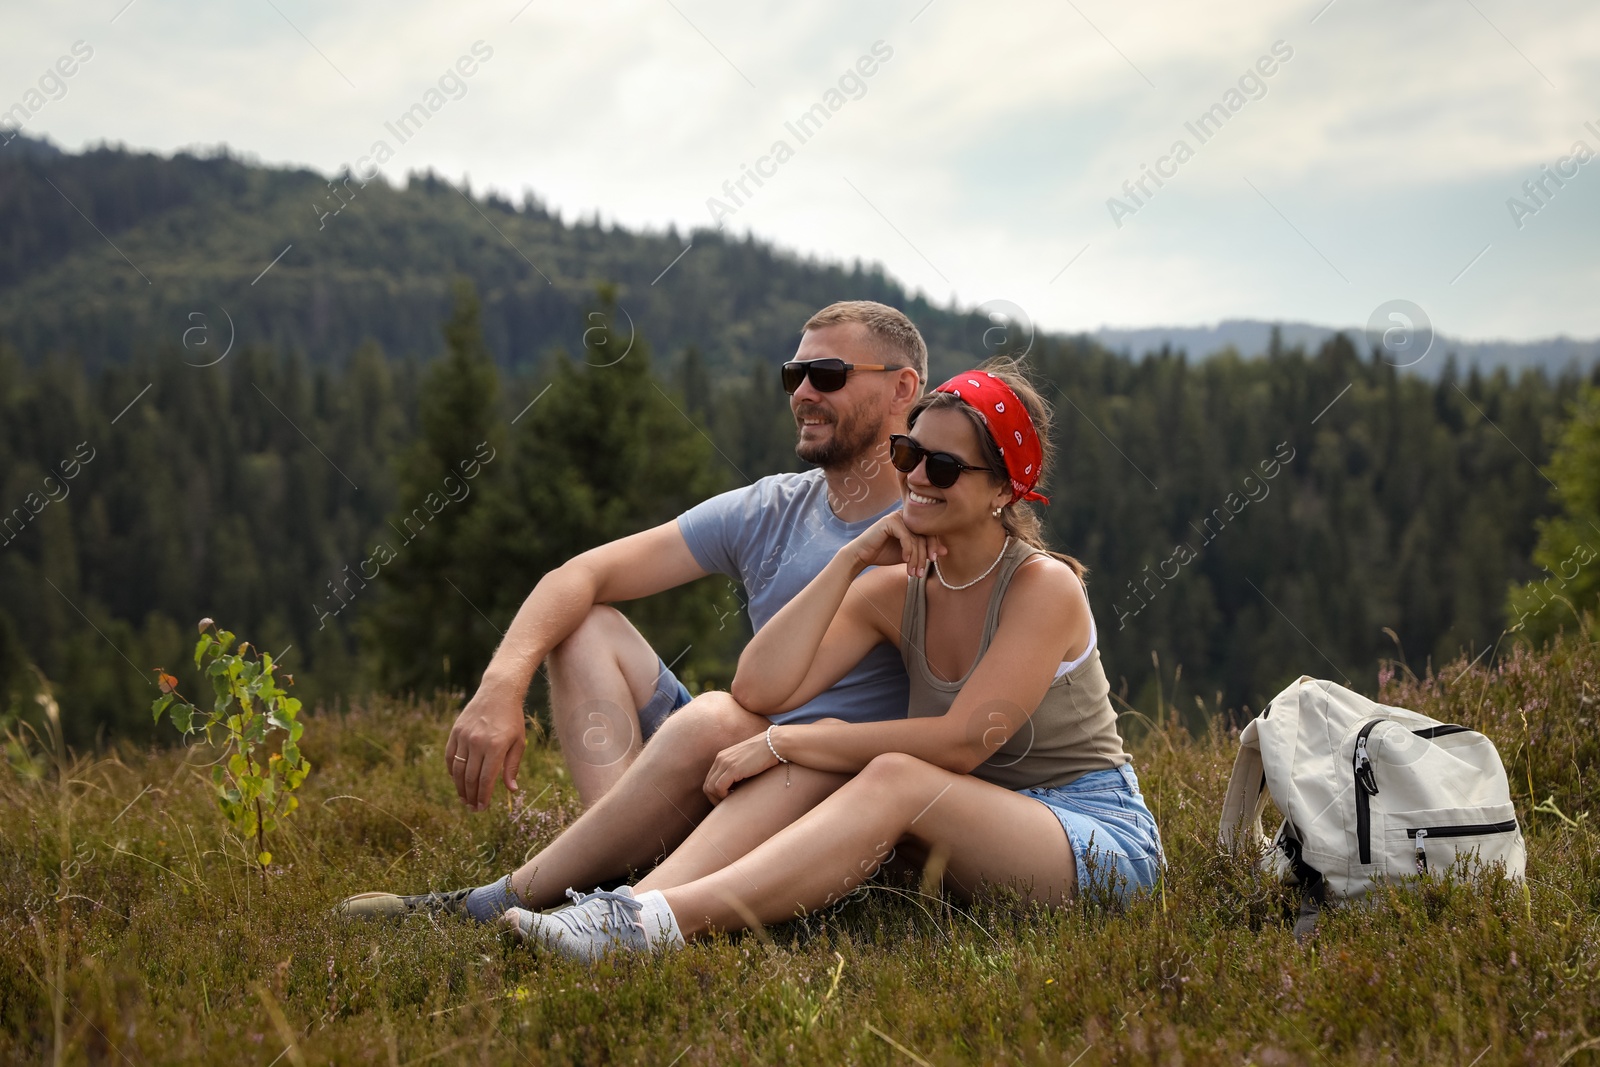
[463,875,520,923]
[633,889,685,949]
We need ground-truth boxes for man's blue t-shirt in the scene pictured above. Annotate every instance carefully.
[678,470,910,726]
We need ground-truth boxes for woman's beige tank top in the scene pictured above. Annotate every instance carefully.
[899,538,1130,790]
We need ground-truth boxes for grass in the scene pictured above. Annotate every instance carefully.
[1,630,1597,1066]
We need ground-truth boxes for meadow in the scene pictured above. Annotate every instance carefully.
[2,629,1596,1066]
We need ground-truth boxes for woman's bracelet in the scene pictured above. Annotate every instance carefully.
[765,724,789,764]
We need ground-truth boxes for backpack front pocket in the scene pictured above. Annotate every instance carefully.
[1384,803,1520,877]
[1352,720,1503,872]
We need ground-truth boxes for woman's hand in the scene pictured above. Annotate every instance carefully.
[846,510,945,578]
[703,732,782,804]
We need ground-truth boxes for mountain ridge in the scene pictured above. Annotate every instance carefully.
[2,133,1595,382]
[1090,318,1600,382]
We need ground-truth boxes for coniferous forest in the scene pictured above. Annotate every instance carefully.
[2,136,1598,748]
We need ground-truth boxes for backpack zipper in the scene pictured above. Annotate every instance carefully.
[1407,820,1517,875]
[1353,718,1383,864]
[1411,724,1471,740]
[1405,821,1517,838]
[1353,720,1476,865]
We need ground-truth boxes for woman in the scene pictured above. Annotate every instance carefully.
[504,360,1163,959]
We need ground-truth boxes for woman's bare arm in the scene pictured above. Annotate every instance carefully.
[704,557,1091,800]
[729,513,934,713]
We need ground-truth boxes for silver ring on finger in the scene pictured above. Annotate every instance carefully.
[454,755,468,763]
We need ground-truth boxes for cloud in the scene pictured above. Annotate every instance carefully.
[4,0,1597,340]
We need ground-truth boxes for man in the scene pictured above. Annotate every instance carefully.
[341,300,927,920]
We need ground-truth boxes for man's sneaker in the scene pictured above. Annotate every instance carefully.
[336,886,474,920]
[502,886,649,961]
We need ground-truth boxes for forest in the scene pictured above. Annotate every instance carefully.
[1,135,1597,747]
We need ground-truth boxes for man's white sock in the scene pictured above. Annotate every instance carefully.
[633,889,685,949]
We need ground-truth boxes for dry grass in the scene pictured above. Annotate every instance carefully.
[1,634,1597,1066]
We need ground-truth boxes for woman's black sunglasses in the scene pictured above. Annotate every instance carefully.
[887,434,995,489]
[781,358,892,394]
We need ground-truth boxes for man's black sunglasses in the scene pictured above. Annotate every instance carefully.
[887,434,995,489]
[781,358,894,394]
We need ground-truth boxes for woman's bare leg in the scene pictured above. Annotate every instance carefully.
[509,700,849,909]
[658,752,1076,937]
[635,763,851,893]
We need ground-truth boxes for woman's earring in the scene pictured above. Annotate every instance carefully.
[991,506,1003,518]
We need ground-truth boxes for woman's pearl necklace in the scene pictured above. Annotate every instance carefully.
[935,536,1012,591]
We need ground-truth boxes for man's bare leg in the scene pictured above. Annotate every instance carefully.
[545,604,668,805]
[337,673,782,920]
[509,690,767,908]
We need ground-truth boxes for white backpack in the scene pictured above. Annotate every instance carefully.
[1219,675,1525,937]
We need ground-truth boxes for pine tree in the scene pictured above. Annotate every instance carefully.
[468,289,741,688]
[367,279,504,693]
[678,346,710,421]
[1507,383,1600,644]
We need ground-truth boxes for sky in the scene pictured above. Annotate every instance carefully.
[4,0,1599,343]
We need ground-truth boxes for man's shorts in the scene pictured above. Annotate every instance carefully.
[638,655,694,741]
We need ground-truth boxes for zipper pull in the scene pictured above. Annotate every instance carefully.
[1414,829,1428,875]
[1353,736,1379,794]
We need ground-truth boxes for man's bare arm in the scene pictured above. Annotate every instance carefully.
[445,520,711,810]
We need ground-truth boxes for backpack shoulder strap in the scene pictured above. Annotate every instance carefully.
[1218,722,1269,849]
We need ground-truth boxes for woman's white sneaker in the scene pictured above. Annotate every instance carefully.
[501,886,684,961]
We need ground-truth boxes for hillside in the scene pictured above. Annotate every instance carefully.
[4,134,1596,381]
[0,134,999,379]
[3,134,1598,751]
[0,630,1593,1064]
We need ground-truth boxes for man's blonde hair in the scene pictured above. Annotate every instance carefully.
[803,300,928,383]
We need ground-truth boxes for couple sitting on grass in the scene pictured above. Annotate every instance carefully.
[339,300,1164,959]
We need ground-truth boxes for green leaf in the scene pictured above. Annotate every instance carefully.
[152,693,173,723]
[170,702,194,734]
[258,851,271,867]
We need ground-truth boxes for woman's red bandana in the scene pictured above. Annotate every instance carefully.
[933,371,1050,505]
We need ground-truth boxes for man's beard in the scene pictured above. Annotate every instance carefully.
[794,398,886,471]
